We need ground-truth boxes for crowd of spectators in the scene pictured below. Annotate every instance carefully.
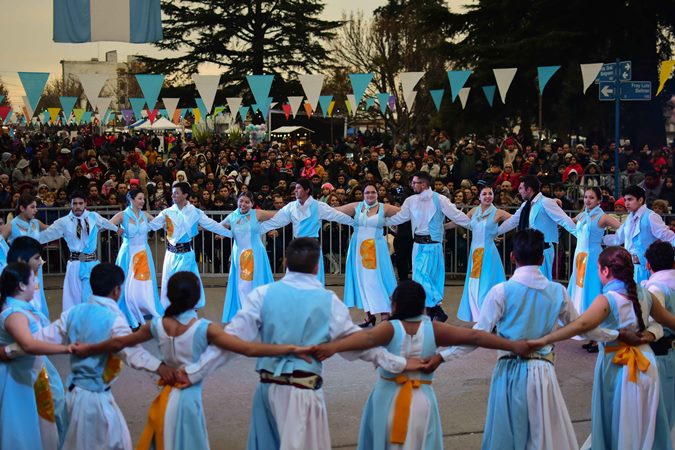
[1,124,673,279]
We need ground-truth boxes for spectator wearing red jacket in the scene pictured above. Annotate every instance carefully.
[562,155,584,182]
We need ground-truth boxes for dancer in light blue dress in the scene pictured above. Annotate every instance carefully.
[568,188,621,316]
[110,190,163,329]
[455,186,511,322]
[337,184,400,326]
[313,280,530,450]
[2,193,49,317]
[0,263,71,450]
[221,192,275,323]
[532,246,675,450]
[74,271,309,450]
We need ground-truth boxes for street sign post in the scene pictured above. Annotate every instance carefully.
[597,59,652,197]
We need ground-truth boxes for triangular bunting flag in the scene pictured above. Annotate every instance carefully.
[287,96,304,119]
[47,108,61,123]
[192,75,220,114]
[365,97,375,110]
[4,110,13,125]
[298,74,325,111]
[192,108,201,123]
[0,106,10,123]
[73,108,85,123]
[77,73,108,106]
[147,109,159,124]
[214,106,225,116]
[162,98,180,121]
[59,96,78,121]
[246,74,274,117]
[238,106,250,121]
[196,98,208,118]
[579,63,604,94]
[318,95,333,118]
[22,96,34,118]
[121,109,134,125]
[482,86,496,107]
[447,70,472,101]
[429,89,444,111]
[173,109,182,124]
[349,73,373,108]
[282,103,292,120]
[400,72,425,108]
[226,97,243,119]
[303,102,313,118]
[135,74,165,110]
[377,93,390,113]
[159,109,168,119]
[328,101,336,117]
[537,66,561,94]
[92,97,112,117]
[458,87,470,109]
[0,96,3,104]
[41,110,50,124]
[18,72,50,111]
[657,61,675,95]
[251,104,260,114]
[492,68,517,103]
[388,95,397,112]
[129,98,145,120]
[346,94,357,116]
[81,111,93,124]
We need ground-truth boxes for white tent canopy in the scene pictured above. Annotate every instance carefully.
[129,117,179,131]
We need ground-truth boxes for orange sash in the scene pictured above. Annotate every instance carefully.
[34,366,55,422]
[605,341,651,383]
[383,375,432,444]
[360,239,377,269]
[136,381,173,450]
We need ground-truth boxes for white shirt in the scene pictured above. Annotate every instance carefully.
[384,188,470,235]
[21,295,162,372]
[498,192,576,237]
[39,210,118,251]
[259,196,354,236]
[602,205,675,248]
[148,203,231,243]
[185,271,407,384]
[439,266,620,361]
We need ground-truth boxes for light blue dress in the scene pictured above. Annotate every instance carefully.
[0,236,8,273]
[9,216,49,318]
[588,281,672,450]
[358,317,442,450]
[221,210,273,322]
[648,281,675,429]
[568,206,605,314]
[457,205,505,322]
[0,297,66,450]
[116,207,162,328]
[343,202,396,314]
[145,316,211,450]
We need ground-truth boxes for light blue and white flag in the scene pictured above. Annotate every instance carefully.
[53,0,162,43]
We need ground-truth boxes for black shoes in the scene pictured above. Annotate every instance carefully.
[358,314,377,328]
[427,305,448,323]
[582,342,599,353]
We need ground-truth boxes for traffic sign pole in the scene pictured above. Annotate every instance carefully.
[614,57,620,199]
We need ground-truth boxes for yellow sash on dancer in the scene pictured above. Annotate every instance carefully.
[133,250,152,280]
[34,366,56,422]
[360,239,377,270]
[240,249,254,281]
[605,341,651,383]
[382,374,432,444]
[102,355,123,384]
[165,217,174,240]
[137,380,173,450]
[575,252,588,288]
[470,248,484,279]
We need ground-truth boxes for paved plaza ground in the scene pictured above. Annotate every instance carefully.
[42,276,596,449]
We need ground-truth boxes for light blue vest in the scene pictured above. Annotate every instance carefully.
[530,200,560,243]
[296,200,320,238]
[428,193,445,243]
[498,279,565,344]
[651,281,675,337]
[255,280,332,376]
[632,210,659,266]
[65,303,119,392]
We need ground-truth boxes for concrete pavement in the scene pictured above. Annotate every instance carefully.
[42,278,597,449]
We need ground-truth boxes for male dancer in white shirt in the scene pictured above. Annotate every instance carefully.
[384,171,470,321]
[259,178,354,285]
[39,190,119,310]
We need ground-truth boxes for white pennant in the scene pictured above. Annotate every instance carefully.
[493,68,518,103]
[346,94,357,116]
[580,63,604,93]
[399,72,425,108]
[458,87,470,109]
[192,74,221,114]
[77,74,109,106]
[162,98,180,120]
[22,96,34,118]
[298,74,324,111]
[226,97,243,119]
[92,97,112,117]
[287,96,304,118]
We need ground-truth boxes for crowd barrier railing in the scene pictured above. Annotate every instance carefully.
[5,205,672,284]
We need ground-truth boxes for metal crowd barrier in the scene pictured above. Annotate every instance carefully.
[3,205,673,284]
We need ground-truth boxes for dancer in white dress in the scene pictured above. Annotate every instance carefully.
[109,190,163,329]
[337,183,400,327]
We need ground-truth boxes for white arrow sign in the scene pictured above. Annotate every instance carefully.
[601,85,614,97]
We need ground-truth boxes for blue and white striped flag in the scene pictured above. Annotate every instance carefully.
[53,0,162,43]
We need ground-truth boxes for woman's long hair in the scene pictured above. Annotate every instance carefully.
[598,247,646,331]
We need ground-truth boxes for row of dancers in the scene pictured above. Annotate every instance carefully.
[0,233,674,450]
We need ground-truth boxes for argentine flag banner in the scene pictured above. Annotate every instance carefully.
[54,0,162,43]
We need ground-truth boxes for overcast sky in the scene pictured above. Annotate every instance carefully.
[0,0,468,105]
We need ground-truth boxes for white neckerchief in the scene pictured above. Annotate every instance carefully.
[510,266,549,289]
